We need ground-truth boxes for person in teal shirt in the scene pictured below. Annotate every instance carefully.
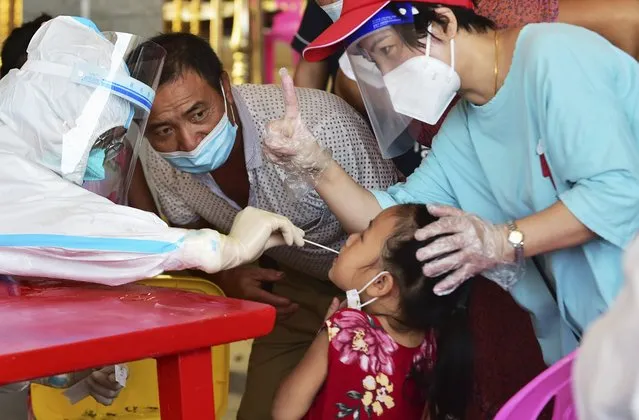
[262,0,639,364]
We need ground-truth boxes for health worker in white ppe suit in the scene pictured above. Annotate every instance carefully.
[0,16,305,286]
[574,233,639,420]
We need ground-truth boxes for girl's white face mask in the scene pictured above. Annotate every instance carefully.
[382,30,461,125]
[346,271,388,309]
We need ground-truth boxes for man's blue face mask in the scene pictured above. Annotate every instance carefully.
[158,84,238,174]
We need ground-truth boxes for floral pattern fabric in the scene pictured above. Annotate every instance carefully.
[304,309,436,419]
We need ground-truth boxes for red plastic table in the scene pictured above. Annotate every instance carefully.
[0,277,276,420]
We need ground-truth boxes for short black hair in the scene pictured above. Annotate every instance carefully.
[390,2,495,52]
[1,13,53,77]
[148,32,224,92]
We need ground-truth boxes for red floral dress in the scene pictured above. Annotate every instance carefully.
[304,309,436,419]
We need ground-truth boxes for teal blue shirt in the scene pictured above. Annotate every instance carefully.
[372,23,639,364]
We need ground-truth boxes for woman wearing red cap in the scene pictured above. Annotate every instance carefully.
[264,0,639,379]
[319,0,638,160]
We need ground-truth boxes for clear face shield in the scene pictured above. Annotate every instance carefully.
[80,32,165,205]
[19,17,165,205]
[345,4,460,158]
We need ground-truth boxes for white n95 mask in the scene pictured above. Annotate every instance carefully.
[320,0,343,22]
[383,32,460,125]
[159,84,238,174]
[346,271,388,310]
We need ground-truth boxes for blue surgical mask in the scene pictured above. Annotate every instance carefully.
[83,148,106,181]
[160,86,238,174]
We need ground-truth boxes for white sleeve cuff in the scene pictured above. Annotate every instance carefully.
[180,229,224,273]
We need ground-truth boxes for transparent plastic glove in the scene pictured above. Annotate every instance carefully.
[415,204,522,296]
[220,206,305,271]
[263,68,333,198]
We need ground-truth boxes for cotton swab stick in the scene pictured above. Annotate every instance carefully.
[303,239,339,254]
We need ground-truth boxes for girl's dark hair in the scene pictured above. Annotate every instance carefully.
[381,204,473,420]
[389,1,495,52]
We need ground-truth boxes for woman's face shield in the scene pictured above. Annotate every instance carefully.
[346,23,425,158]
[81,32,165,205]
[345,4,461,157]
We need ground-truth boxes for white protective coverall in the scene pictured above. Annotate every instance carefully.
[574,233,639,419]
[0,16,304,285]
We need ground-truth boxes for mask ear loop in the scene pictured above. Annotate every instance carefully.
[425,24,433,59]
[426,23,456,81]
[220,82,237,127]
[448,38,456,81]
[357,271,389,309]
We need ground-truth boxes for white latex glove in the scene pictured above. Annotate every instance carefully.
[263,68,333,183]
[181,207,305,274]
[220,206,305,271]
[415,205,520,296]
[574,235,639,420]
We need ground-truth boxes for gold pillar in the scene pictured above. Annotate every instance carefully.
[171,0,183,32]
[208,0,223,54]
[12,0,21,28]
[0,0,23,70]
[189,0,201,35]
[229,0,261,84]
[0,1,8,44]
[249,0,263,84]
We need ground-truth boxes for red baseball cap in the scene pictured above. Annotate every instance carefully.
[303,0,474,62]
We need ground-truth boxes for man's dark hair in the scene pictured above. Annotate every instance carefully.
[1,13,53,77]
[148,32,224,92]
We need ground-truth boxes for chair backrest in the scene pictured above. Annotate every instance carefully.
[494,351,577,420]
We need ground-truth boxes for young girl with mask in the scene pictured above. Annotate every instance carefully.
[272,204,472,420]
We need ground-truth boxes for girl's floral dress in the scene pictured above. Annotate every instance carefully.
[304,308,436,419]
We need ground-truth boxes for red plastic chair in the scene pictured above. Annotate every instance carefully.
[263,0,303,83]
[494,351,577,420]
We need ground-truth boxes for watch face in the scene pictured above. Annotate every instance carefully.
[509,230,524,245]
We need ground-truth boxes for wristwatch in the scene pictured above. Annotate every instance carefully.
[506,221,524,264]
